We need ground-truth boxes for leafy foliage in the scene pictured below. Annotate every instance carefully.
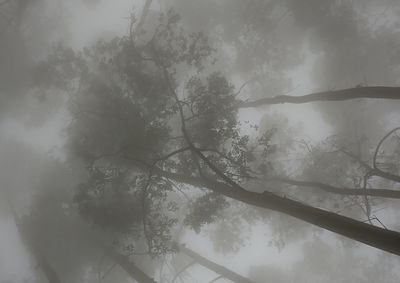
[74,168,143,233]
[184,192,229,233]
[30,5,287,259]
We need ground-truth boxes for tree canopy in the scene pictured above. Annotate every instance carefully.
[2,0,400,282]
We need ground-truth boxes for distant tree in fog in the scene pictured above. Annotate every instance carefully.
[7,0,400,282]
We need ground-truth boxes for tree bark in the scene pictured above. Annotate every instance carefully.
[267,177,400,199]
[137,0,153,29]
[158,169,400,256]
[371,168,400,183]
[105,246,157,283]
[174,243,255,283]
[12,213,61,283]
[238,87,400,108]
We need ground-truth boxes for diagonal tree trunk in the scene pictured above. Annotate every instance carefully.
[238,86,400,108]
[145,50,400,256]
[266,177,400,199]
[104,246,157,283]
[150,41,400,255]
[136,0,153,29]
[11,210,61,283]
[155,168,400,256]
[174,243,255,283]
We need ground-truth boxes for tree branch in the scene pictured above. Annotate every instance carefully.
[339,148,400,183]
[266,177,400,199]
[209,275,224,283]
[148,34,400,257]
[136,0,153,30]
[174,243,254,283]
[105,246,157,283]
[155,169,400,256]
[12,213,61,283]
[373,127,400,169]
[238,87,400,108]
[171,260,196,283]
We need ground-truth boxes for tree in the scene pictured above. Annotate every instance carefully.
[172,243,255,283]
[238,87,400,108]
[30,0,400,281]
[12,212,61,283]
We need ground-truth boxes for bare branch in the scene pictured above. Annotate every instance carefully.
[372,215,388,229]
[238,87,400,108]
[174,243,254,283]
[373,127,400,169]
[100,263,117,281]
[338,148,400,183]
[266,177,400,199]
[338,148,372,169]
[105,247,157,283]
[171,260,196,283]
[361,174,372,224]
[233,79,253,97]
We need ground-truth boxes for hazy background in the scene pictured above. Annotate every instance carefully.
[1,0,400,282]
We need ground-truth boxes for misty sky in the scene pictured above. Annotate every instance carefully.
[1,0,400,282]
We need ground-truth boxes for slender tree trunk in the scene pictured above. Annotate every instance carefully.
[11,212,61,283]
[137,0,153,29]
[104,246,157,283]
[267,177,400,199]
[238,87,400,108]
[158,169,400,256]
[174,243,255,283]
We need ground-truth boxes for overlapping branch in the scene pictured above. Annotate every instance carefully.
[238,87,400,108]
[147,42,400,257]
[266,177,400,199]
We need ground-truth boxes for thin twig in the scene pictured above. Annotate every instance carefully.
[373,127,400,169]
[171,260,196,283]
[233,79,253,97]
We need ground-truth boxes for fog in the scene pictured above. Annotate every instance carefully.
[1,0,400,282]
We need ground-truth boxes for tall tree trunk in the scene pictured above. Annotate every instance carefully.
[104,246,157,283]
[157,169,400,256]
[238,86,400,108]
[174,243,255,283]
[11,211,61,283]
[136,0,152,29]
[267,177,400,199]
